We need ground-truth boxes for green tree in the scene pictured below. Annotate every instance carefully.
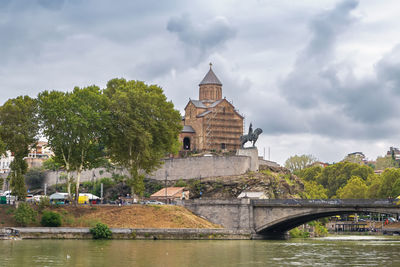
[317,162,373,198]
[295,165,323,182]
[301,181,328,199]
[0,137,5,155]
[38,90,75,197]
[342,154,364,164]
[42,157,62,171]
[104,78,182,196]
[0,96,39,200]
[337,176,368,199]
[285,154,317,173]
[366,174,381,198]
[38,87,108,203]
[375,156,396,170]
[378,168,400,198]
[14,202,37,226]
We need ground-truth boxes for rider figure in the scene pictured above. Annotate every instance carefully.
[248,123,253,137]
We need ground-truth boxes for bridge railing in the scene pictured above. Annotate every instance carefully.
[251,199,400,207]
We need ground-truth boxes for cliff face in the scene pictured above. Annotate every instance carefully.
[186,165,304,199]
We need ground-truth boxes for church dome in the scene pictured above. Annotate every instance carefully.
[199,64,222,86]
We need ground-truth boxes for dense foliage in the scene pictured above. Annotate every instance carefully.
[35,78,182,201]
[0,96,39,200]
[103,79,182,196]
[14,203,37,226]
[41,211,62,227]
[90,223,112,239]
[284,154,317,173]
[292,158,400,199]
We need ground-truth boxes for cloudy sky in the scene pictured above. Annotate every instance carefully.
[1,0,400,165]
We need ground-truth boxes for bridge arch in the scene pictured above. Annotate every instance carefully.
[255,207,398,238]
[178,199,400,240]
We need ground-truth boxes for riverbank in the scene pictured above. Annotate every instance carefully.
[1,227,252,240]
[0,204,221,228]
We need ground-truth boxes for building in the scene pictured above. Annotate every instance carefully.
[150,187,189,203]
[25,141,53,169]
[180,64,244,152]
[0,151,13,174]
[1,141,54,172]
[387,147,400,161]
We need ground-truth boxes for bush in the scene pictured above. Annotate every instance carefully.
[90,223,112,239]
[289,227,310,238]
[38,196,51,212]
[14,202,37,226]
[41,211,62,227]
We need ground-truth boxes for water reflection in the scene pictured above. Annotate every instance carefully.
[1,237,400,266]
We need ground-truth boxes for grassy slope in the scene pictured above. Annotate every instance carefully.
[0,205,221,229]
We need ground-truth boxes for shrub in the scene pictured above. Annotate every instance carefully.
[14,202,37,226]
[90,223,112,239]
[38,196,51,212]
[41,211,62,227]
[289,227,310,238]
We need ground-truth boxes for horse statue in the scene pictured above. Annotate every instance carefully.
[240,123,263,148]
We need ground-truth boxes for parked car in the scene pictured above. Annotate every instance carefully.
[145,200,165,205]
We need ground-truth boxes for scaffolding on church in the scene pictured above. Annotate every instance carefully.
[205,106,242,151]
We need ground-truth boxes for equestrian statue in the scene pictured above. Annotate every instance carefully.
[240,123,263,148]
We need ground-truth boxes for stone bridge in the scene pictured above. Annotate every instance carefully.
[178,199,400,239]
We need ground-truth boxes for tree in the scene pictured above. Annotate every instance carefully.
[0,96,39,200]
[38,87,108,203]
[317,162,373,198]
[284,154,317,173]
[342,154,364,164]
[42,157,62,171]
[377,168,400,198]
[38,90,75,197]
[104,78,182,196]
[366,174,381,198]
[375,156,396,170]
[0,137,5,155]
[301,181,328,199]
[336,176,368,199]
[295,165,322,182]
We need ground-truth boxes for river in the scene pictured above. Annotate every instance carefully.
[1,236,399,266]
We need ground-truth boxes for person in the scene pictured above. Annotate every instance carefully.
[248,123,253,137]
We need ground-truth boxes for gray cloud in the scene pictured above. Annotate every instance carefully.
[275,0,400,140]
[167,14,236,57]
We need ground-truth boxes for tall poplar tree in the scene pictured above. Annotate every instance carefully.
[0,96,39,200]
[104,78,182,196]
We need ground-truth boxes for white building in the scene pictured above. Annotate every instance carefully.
[0,151,13,174]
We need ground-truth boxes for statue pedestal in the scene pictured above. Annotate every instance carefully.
[236,147,259,172]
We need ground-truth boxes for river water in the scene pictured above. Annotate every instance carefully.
[1,236,399,266]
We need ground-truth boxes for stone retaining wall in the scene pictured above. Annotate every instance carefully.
[8,227,252,240]
[42,155,254,186]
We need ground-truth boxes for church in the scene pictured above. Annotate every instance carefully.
[179,64,244,152]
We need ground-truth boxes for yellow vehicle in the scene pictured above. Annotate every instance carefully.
[78,195,89,204]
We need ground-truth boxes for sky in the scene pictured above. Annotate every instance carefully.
[1,0,400,165]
